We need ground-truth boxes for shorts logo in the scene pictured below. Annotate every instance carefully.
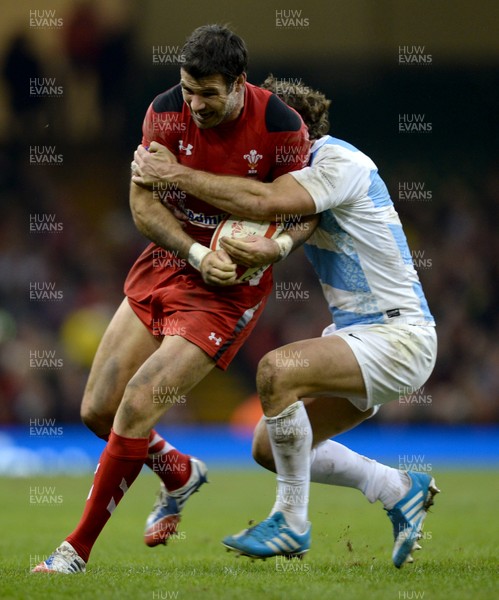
[179,140,193,155]
[347,333,362,342]
[244,149,263,175]
[208,332,222,346]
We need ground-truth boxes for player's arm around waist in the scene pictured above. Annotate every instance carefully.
[131,143,316,219]
[157,165,317,220]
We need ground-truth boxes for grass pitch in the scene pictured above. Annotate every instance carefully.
[0,470,497,600]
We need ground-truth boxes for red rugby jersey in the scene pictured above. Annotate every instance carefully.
[139,81,310,246]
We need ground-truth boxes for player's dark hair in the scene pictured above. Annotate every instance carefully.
[261,74,331,140]
[181,24,248,89]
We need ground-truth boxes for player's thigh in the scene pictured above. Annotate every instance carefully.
[114,334,216,437]
[82,298,160,418]
[258,335,366,404]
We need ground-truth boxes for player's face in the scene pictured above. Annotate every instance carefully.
[180,69,246,129]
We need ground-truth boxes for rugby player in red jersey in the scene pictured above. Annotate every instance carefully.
[32,25,311,573]
[132,76,439,569]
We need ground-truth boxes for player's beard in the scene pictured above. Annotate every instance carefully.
[219,91,241,124]
[194,91,242,129]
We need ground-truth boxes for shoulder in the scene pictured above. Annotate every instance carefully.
[151,84,184,113]
[312,136,377,171]
[246,84,303,133]
[142,84,184,145]
[266,94,302,132]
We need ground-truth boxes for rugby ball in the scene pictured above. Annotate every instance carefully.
[210,216,283,283]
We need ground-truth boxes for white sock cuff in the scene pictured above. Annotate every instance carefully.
[264,400,304,424]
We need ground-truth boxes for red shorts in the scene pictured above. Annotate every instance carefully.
[124,244,272,370]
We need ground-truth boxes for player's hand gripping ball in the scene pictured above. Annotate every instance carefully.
[210,217,282,282]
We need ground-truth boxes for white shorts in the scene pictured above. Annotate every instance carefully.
[323,322,437,412]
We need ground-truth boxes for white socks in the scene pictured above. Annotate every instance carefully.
[265,401,312,533]
[310,440,410,509]
[265,403,411,533]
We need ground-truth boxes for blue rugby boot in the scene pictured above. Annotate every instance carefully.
[222,512,311,560]
[386,471,440,568]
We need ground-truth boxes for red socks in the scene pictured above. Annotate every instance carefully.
[144,429,192,491]
[66,430,148,562]
[96,428,191,491]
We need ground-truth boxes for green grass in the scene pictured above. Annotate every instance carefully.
[0,470,497,599]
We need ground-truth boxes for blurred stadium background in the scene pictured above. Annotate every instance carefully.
[0,0,498,474]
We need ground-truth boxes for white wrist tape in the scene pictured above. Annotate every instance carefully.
[188,243,211,271]
[275,233,294,261]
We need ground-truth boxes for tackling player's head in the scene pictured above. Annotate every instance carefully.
[180,25,248,129]
[261,75,331,141]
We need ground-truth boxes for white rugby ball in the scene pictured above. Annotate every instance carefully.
[210,216,283,283]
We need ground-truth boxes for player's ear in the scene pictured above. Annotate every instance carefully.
[233,73,246,92]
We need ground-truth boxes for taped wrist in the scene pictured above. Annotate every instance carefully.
[188,242,211,270]
[275,233,294,261]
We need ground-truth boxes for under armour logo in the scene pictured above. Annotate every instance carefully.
[208,332,222,346]
[179,140,193,155]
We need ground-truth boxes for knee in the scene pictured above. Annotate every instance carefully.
[80,393,114,438]
[256,351,291,411]
[115,376,160,435]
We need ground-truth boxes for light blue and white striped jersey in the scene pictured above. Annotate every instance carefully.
[290,135,435,329]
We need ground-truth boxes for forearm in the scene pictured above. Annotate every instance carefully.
[282,214,320,254]
[129,181,195,259]
[274,214,319,263]
[171,164,317,219]
[170,164,275,219]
